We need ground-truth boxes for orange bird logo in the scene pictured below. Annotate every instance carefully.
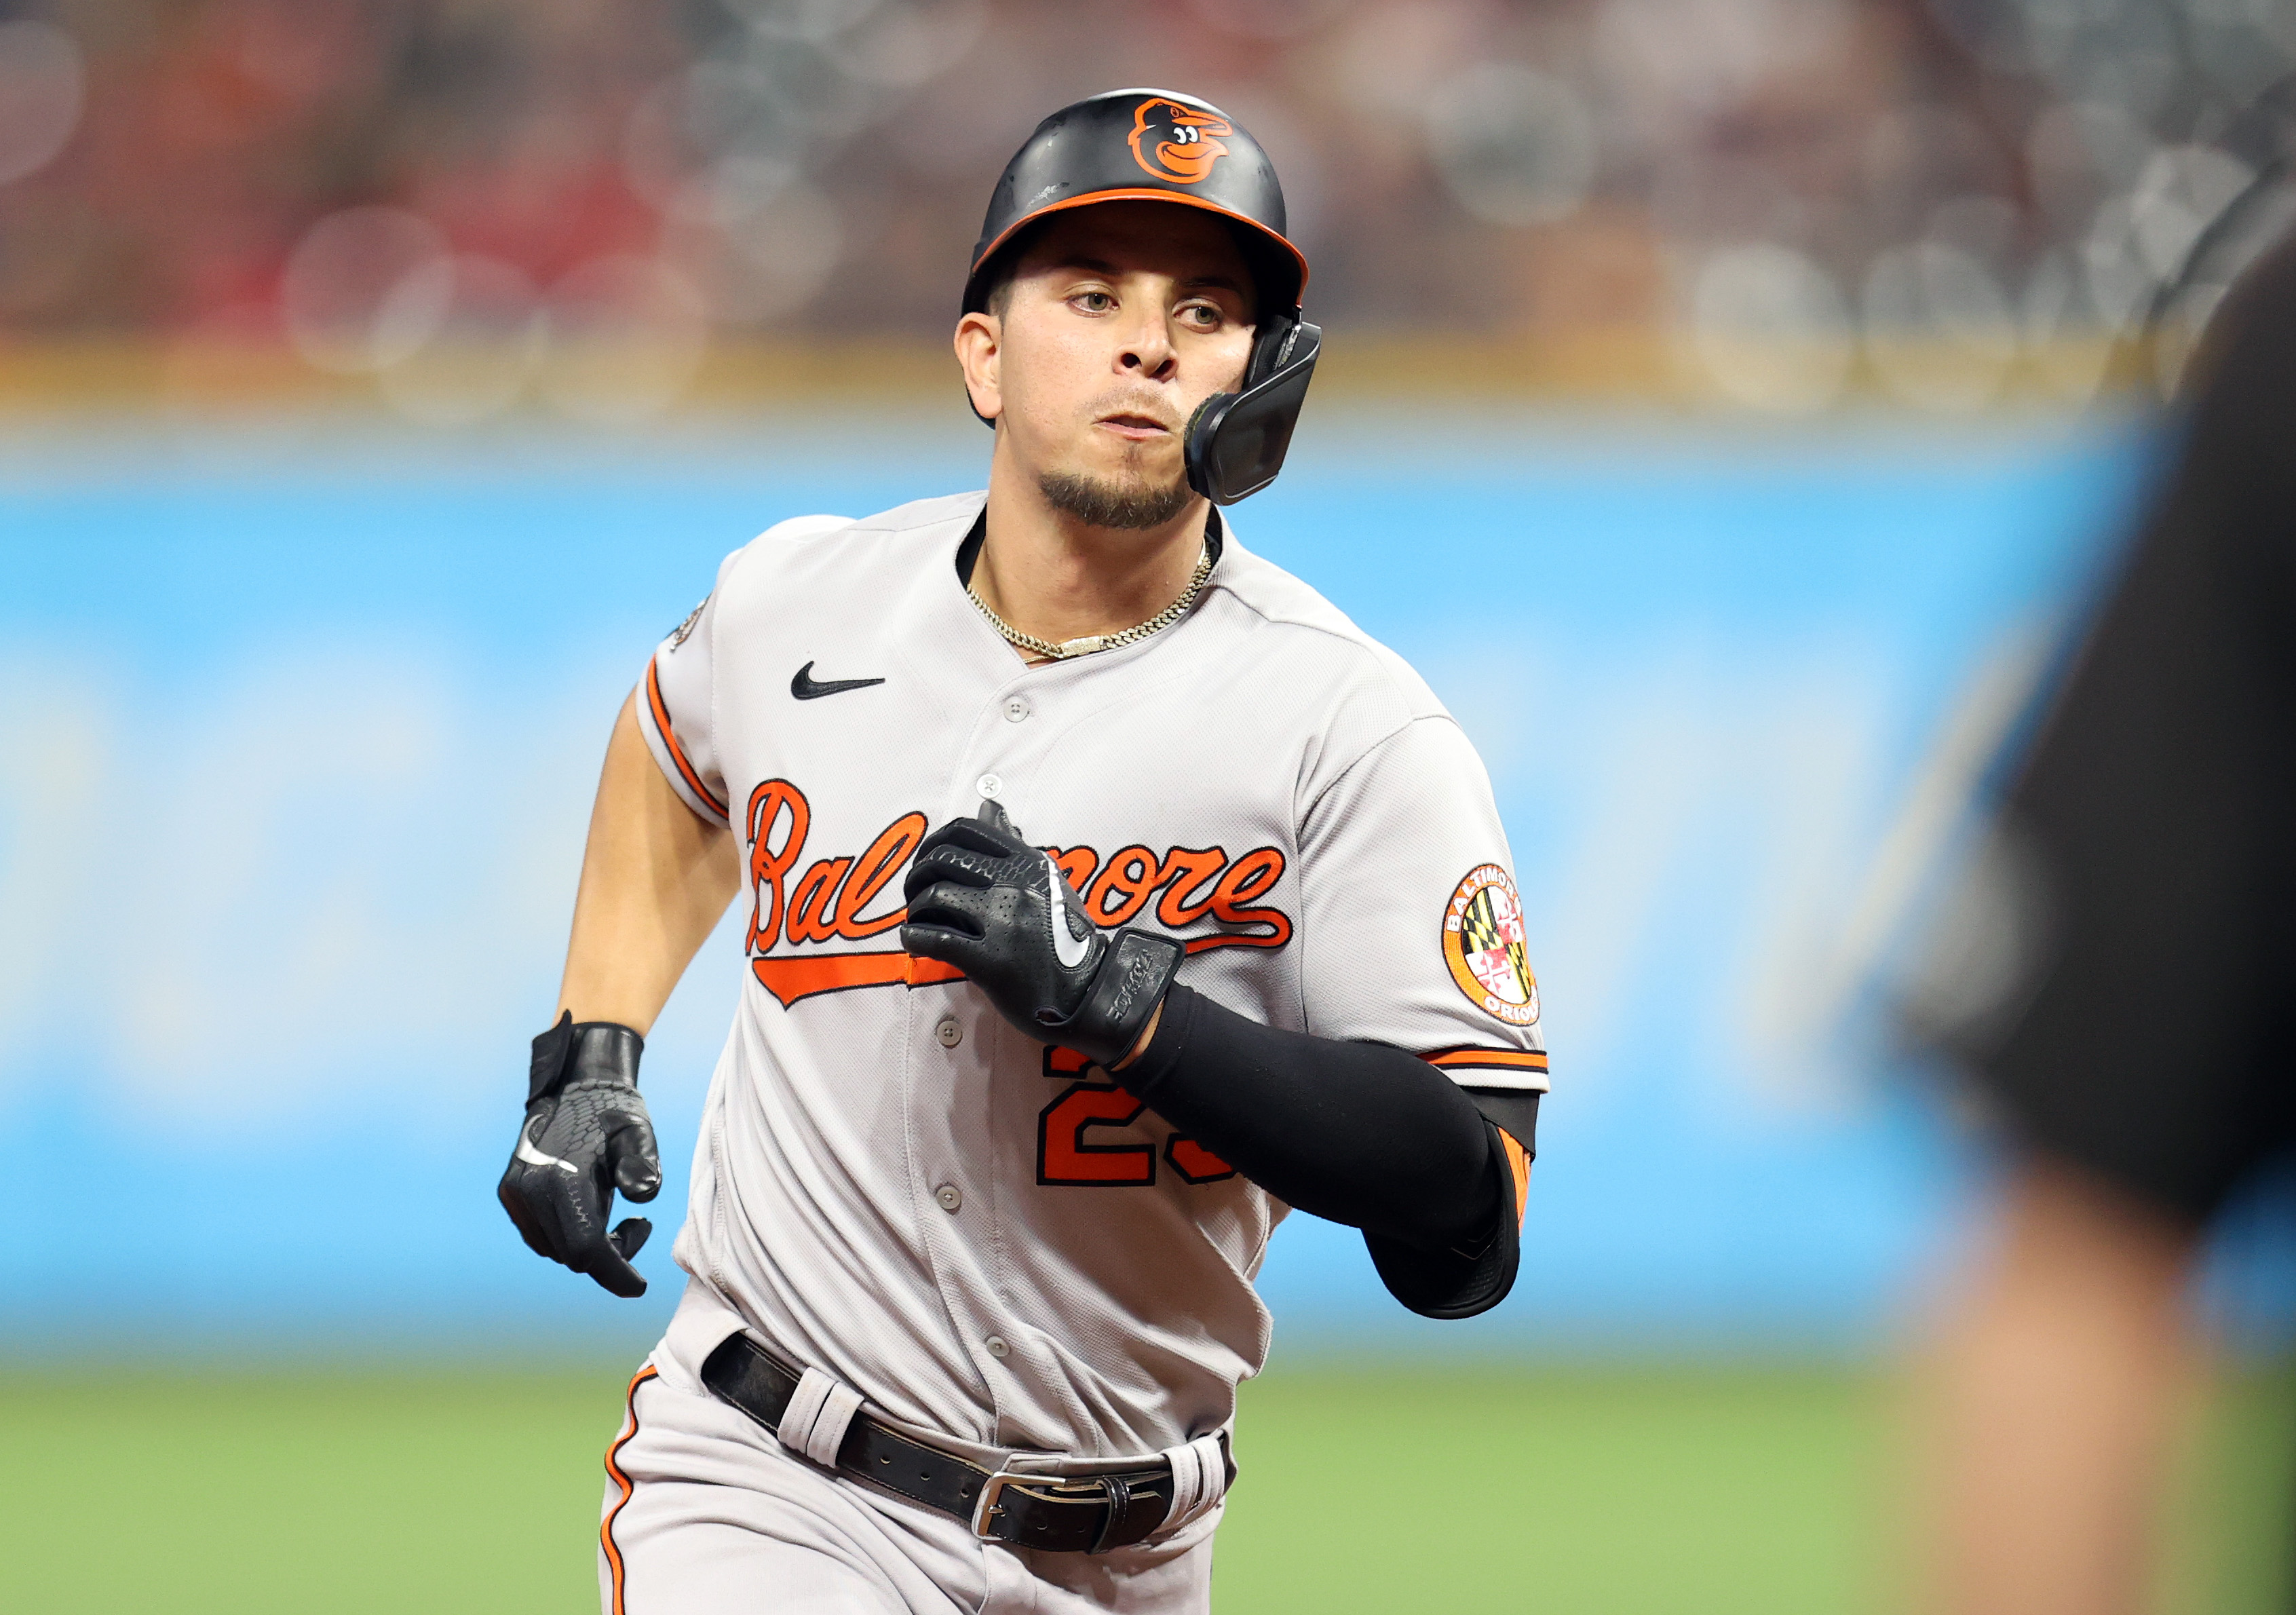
[1128,97,1233,185]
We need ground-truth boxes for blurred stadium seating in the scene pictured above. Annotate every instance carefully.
[1,0,2291,413]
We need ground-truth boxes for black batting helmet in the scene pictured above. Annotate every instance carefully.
[963,88,1309,318]
[963,88,1321,505]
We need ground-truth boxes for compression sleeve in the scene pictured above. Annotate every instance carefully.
[1113,984,1526,1314]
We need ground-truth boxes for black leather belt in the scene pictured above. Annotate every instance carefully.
[701,1333,1201,1554]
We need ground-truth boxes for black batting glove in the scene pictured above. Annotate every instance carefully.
[900,800,1181,1068]
[497,1012,662,1299]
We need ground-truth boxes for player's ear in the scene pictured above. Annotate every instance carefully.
[955,309,1003,422]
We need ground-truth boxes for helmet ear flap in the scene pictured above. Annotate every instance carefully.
[1183,315,1295,446]
[1184,313,1320,506]
[1244,310,1298,390]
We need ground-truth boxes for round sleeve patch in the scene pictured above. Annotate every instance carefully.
[1442,864,1540,1026]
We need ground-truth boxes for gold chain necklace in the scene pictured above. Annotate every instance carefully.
[966,545,1212,661]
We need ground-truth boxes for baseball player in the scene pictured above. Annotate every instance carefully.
[497,89,1548,1615]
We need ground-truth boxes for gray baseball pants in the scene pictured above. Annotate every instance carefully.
[596,1346,1218,1614]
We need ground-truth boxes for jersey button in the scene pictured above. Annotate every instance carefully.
[976,772,1003,798]
[934,1016,963,1049]
[1003,698,1030,723]
[984,1335,1010,1359]
[934,1183,963,1213]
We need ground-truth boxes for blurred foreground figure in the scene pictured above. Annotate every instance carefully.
[1913,239,2296,1615]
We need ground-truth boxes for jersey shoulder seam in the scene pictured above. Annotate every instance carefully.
[837,490,989,537]
[1209,567,1447,722]
[717,493,978,596]
[1296,710,1466,829]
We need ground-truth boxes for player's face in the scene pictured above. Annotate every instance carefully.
[965,203,1256,520]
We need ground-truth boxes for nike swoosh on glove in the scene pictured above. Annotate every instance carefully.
[900,799,1182,1068]
[497,1012,662,1297]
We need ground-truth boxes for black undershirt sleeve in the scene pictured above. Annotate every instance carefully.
[1112,985,1533,1316]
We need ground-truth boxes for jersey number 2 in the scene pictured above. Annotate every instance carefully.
[1037,1049,1235,1188]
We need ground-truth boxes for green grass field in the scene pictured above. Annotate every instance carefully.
[1,1359,2284,1612]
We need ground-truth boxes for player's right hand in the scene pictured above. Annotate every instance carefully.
[497,1012,662,1298]
[901,799,1181,1068]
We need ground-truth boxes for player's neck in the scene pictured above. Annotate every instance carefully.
[972,452,1209,659]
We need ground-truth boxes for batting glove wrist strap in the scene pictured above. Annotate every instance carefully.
[900,800,1182,1068]
[528,1013,645,1103]
[498,1011,662,1299]
[1039,928,1183,1068]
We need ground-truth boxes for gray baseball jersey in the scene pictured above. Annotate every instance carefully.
[634,491,1546,1466]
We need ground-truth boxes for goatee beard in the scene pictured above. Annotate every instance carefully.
[1038,467,1193,531]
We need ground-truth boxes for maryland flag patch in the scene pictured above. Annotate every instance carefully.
[1442,864,1539,1026]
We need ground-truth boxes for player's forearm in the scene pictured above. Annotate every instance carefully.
[556,695,741,1034]
[1112,985,1500,1249]
[1921,1158,2199,1615]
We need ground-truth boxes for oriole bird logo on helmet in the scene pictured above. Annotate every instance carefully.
[1128,96,1232,185]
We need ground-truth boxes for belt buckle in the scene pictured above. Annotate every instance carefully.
[970,1468,1032,1538]
[971,1468,1121,1545]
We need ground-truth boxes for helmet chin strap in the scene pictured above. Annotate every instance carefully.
[1183,309,1322,506]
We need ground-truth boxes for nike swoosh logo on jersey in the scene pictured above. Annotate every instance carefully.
[516,1118,579,1175]
[790,662,886,700]
[1046,856,1093,968]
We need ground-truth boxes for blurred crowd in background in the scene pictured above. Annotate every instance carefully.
[1,0,2292,419]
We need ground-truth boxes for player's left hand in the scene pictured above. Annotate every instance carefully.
[901,799,1182,1067]
[497,1013,662,1298]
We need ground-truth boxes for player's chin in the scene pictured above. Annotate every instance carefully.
[1038,449,1192,533]
[1044,473,1190,532]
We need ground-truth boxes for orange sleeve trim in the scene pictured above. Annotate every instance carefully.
[1498,1128,1531,1228]
[645,660,729,822]
[600,1364,657,1615]
[1423,1046,1549,1075]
